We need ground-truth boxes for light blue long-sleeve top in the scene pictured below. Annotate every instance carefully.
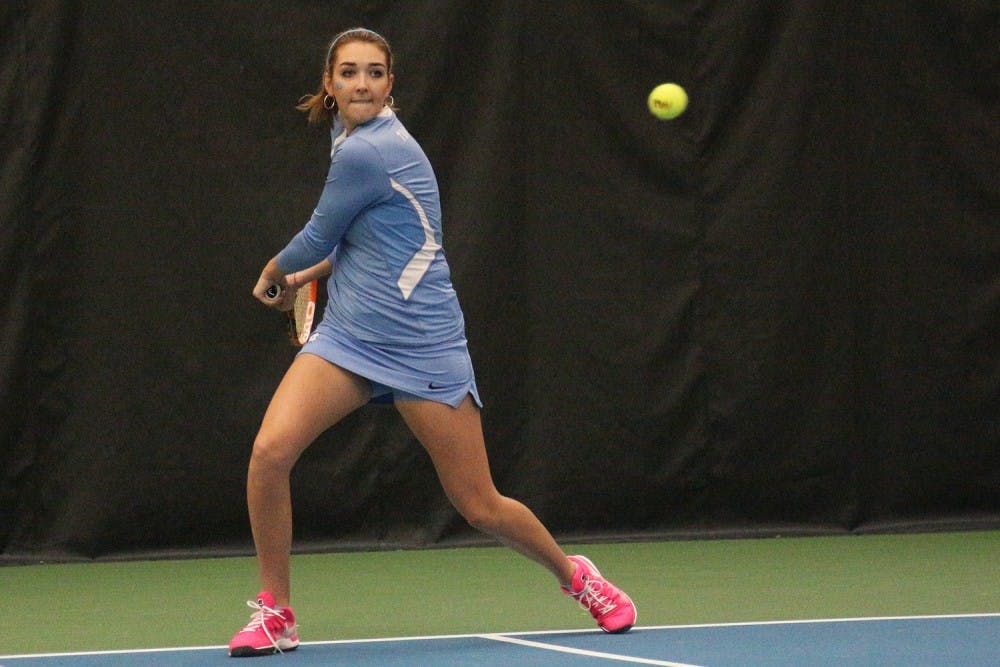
[276,107,466,346]
[274,107,479,406]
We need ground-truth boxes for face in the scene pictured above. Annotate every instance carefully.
[324,41,393,132]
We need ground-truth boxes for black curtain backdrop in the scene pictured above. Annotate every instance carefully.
[1,0,997,561]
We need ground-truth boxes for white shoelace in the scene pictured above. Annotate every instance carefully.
[240,598,289,654]
[573,577,617,616]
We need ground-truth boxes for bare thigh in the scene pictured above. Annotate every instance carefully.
[253,353,371,468]
[394,395,500,512]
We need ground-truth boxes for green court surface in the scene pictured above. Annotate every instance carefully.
[2,531,997,655]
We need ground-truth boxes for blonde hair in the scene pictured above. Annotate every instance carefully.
[297,28,395,126]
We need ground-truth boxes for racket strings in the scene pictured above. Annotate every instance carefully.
[293,288,311,325]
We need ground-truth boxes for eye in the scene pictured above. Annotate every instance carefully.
[340,68,355,78]
[369,69,385,78]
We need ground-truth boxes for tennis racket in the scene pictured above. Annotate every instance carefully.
[265,281,318,346]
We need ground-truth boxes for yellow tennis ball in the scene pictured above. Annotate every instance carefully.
[647,83,688,120]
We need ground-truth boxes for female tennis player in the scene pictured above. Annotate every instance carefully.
[229,28,636,657]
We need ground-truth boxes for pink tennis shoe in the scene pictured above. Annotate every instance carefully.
[228,591,299,657]
[563,555,637,633]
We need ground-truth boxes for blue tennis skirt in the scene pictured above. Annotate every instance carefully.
[299,324,482,408]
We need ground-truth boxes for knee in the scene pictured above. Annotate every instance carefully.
[249,432,299,475]
[456,494,506,534]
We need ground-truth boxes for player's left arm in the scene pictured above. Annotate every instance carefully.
[285,258,333,288]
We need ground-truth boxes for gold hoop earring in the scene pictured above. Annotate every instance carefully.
[384,95,395,108]
[323,94,335,110]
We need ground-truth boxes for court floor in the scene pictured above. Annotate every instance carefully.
[2,615,998,666]
[1,532,997,664]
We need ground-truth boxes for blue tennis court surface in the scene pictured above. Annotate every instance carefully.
[2,614,997,666]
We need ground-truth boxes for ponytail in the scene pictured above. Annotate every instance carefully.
[297,88,333,126]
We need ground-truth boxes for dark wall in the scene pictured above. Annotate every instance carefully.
[2,0,997,561]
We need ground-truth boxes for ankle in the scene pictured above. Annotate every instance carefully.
[560,559,578,590]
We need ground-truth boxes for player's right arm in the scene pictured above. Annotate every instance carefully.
[252,256,294,309]
[276,139,391,273]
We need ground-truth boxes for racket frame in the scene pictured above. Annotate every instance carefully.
[288,280,318,346]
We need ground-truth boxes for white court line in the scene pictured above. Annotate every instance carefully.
[2,613,997,660]
[302,611,1000,645]
[626,611,1000,632]
[0,646,225,660]
[483,633,703,666]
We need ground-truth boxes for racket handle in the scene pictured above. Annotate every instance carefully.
[264,284,282,300]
